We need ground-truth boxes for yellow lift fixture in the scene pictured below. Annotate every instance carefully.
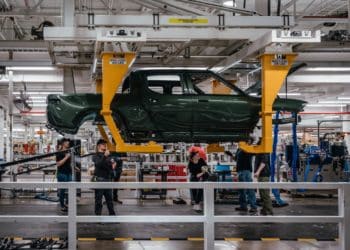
[239,53,297,154]
[96,52,163,153]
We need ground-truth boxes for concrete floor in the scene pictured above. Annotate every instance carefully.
[0,192,338,241]
[78,240,340,250]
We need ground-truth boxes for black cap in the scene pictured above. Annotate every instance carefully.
[97,139,107,146]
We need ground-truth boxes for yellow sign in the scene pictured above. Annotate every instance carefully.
[168,18,208,24]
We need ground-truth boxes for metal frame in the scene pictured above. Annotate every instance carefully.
[0,182,348,250]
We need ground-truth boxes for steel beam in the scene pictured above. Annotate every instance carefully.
[0,107,4,161]
[0,40,48,51]
[44,27,270,41]
[75,14,294,28]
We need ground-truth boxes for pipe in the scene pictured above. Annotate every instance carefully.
[277,0,281,16]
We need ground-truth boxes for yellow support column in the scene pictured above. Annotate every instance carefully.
[239,53,297,154]
[100,52,163,153]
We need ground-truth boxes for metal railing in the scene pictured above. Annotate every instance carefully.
[0,182,348,250]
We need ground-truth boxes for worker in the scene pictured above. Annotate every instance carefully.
[235,139,257,214]
[55,138,72,212]
[254,152,273,216]
[188,151,209,212]
[93,139,116,216]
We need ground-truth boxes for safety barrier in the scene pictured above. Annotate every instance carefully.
[0,182,348,250]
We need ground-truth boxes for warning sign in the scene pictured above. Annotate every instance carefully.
[168,18,208,24]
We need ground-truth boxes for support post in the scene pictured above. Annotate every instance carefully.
[239,53,297,154]
[62,0,75,27]
[204,184,215,250]
[63,68,76,94]
[7,70,13,162]
[68,186,77,249]
[0,107,4,161]
[100,52,163,153]
[338,184,350,250]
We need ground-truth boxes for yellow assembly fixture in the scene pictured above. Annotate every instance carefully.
[239,53,297,154]
[97,52,163,153]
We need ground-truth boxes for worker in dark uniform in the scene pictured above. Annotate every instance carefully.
[188,151,209,212]
[235,143,257,213]
[254,153,273,215]
[93,139,116,216]
[56,138,72,212]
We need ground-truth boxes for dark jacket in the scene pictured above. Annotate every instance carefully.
[92,152,114,180]
[254,154,271,177]
[235,148,253,172]
[188,158,209,181]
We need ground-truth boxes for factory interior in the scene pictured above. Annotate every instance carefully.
[0,0,350,249]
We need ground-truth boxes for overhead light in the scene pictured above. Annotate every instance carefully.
[249,93,258,96]
[6,66,58,71]
[223,0,237,7]
[20,113,46,116]
[307,104,346,107]
[13,128,25,132]
[324,115,340,119]
[32,103,47,107]
[318,101,350,104]
[30,96,47,99]
[32,100,46,103]
[337,97,350,100]
[278,93,301,96]
[303,67,350,72]
[13,92,62,95]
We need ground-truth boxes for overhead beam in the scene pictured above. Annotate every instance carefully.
[75,14,295,28]
[44,26,271,41]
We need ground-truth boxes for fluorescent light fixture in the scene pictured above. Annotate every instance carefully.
[324,115,340,119]
[318,101,350,104]
[30,96,48,99]
[13,128,25,132]
[278,93,301,96]
[13,92,62,95]
[249,93,258,96]
[223,0,237,7]
[307,104,346,107]
[6,66,58,71]
[32,103,47,107]
[21,113,46,116]
[337,97,350,100]
[31,100,46,103]
[303,67,350,72]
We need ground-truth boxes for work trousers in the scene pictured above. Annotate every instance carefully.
[190,177,203,204]
[238,170,257,209]
[258,176,273,214]
[57,173,72,208]
[94,177,116,215]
